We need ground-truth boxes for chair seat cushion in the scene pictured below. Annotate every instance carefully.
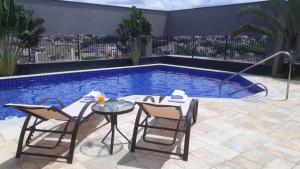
[5,103,71,121]
[160,96,192,117]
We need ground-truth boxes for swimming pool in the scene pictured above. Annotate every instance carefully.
[0,64,263,120]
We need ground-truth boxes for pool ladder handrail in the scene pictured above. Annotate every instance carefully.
[228,83,268,96]
[219,51,294,100]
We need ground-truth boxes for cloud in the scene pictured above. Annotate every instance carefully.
[64,0,264,10]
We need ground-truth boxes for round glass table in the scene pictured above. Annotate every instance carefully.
[91,100,135,154]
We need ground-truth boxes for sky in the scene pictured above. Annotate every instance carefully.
[64,0,265,10]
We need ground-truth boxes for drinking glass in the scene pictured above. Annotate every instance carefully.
[98,95,106,106]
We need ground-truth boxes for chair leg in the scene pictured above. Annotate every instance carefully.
[131,108,143,152]
[193,99,198,124]
[183,123,191,161]
[68,101,94,164]
[68,135,76,163]
[68,122,80,164]
[183,101,194,161]
[16,115,31,158]
[25,118,39,146]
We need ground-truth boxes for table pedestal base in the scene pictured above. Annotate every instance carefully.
[101,114,131,154]
[80,138,123,157]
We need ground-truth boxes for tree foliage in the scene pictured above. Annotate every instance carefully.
[17,6,45,49]
[116,6,151,45]
[116,6,152,64]
[0,0,45,76]
[232,0,300,60]
[0,0,19,39]
[0,0,20,76]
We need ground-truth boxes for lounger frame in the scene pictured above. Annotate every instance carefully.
[131,96,198,161]
[4,98,97,164]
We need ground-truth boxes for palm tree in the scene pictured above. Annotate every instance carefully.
[0,0,19,39]
[0,0,20,76]
[0,1,44,76]
[116,6,152,65]
[232,0,300,75]
[16,5,45,62]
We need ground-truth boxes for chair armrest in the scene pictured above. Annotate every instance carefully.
[143,96,155,102]
[159,96,166,103]
[37,98,65,108]
[185,99,195,124]
[76,101,95,124]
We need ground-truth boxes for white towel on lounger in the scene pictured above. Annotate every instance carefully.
[169,94,188,103]
[171,90,186,99]
[80,91,102,102]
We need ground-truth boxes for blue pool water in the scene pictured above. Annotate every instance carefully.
[0,65,263,120]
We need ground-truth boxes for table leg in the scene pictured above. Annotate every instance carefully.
[101,114,130,154]
[116,125,131,143]
[101,129,112,143]
[110,115,117,154]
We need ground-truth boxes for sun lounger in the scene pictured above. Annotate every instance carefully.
[4,97,103,163]
[131,95,198,161]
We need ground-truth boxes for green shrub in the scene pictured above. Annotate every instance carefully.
[0,41,20,76]
[130,40,141,65]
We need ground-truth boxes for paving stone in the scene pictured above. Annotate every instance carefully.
[162,162,183,169]
[241,149,276,166]
[202,118,235,132]
[0,158,21,169]
[0,141,18,164]
[0,134,4,142]
[282,138,300,152]
[208,145,240,160]
[214,161,246,169]
[188,137,214,151]
[256,109,293,126]
[174,155,211,169]
[230,155,263,169]
[117,159,148,169]
[0,127,21,141]
[262,142,300,163]
[222,130,270,153]
[191,148,226,166]
[277,121,300,136]
[136,154,175,169]
[60,162,87,169]
[263,158,295,169]
[292,164,300,169]
[241,119,280,134]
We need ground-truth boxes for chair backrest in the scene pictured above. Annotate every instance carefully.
[136,102,182,120]
[4,103,73,121]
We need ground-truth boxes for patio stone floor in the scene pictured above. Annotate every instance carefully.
[0,74,300,169]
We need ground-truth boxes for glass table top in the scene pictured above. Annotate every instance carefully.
[91,100,135,115]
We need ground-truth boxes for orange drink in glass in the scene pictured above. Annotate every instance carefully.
[98,95,105,106]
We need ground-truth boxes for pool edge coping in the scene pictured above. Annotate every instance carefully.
[0,63,239,80]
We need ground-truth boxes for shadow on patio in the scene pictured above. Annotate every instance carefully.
[0,114,108,169]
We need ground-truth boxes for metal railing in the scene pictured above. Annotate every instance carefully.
[18,34,130,63]
[152,35,267,63]
[18,34,267,64]
[219,51,294,100]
